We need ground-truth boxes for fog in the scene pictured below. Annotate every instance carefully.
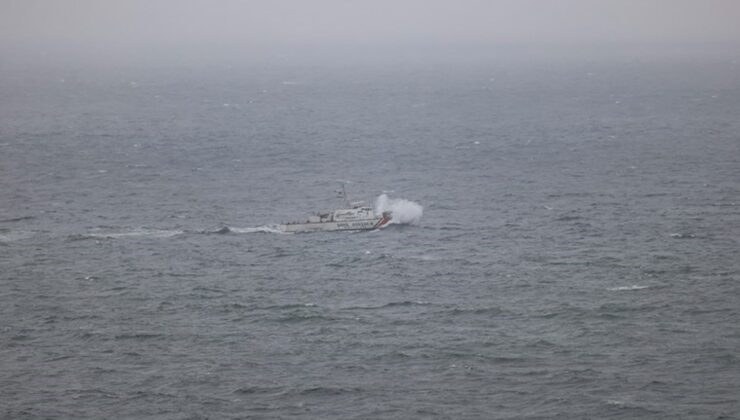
[2,0,740,65]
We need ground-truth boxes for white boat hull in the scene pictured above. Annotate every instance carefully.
[279,214,390,233]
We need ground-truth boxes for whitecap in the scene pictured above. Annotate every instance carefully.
[607,285,650,291]
[86,228,183,239]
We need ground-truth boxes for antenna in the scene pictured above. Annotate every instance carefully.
[339,182,351,207]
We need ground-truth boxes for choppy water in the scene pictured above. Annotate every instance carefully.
[2,57,740,419]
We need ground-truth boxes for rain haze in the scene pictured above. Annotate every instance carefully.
[2,1,740,419]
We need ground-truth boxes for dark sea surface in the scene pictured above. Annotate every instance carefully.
[2,56,740,419]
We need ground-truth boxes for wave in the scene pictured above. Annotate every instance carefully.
[607,285,650,291]
[114,332,164,340]
[0,229,35,242]
[232,386,283,395]
[670,232,696,239]
[374,194,423,225]
[446,306,508,317]
[295,386,363,396]
[195,225,285,235]
[341,300,431,310]
[0,216,35,223]
[209,227,232,234]
[70,225,284,240]
[76,228,184,240]
[246,303,319,314]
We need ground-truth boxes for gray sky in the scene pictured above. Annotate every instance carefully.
[2,0,740,58]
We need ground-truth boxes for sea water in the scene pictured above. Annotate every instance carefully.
[1,57,739,418]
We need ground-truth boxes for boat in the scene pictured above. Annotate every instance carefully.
[278,185,392,233]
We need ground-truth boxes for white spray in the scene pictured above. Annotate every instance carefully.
[374,194,423,225]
